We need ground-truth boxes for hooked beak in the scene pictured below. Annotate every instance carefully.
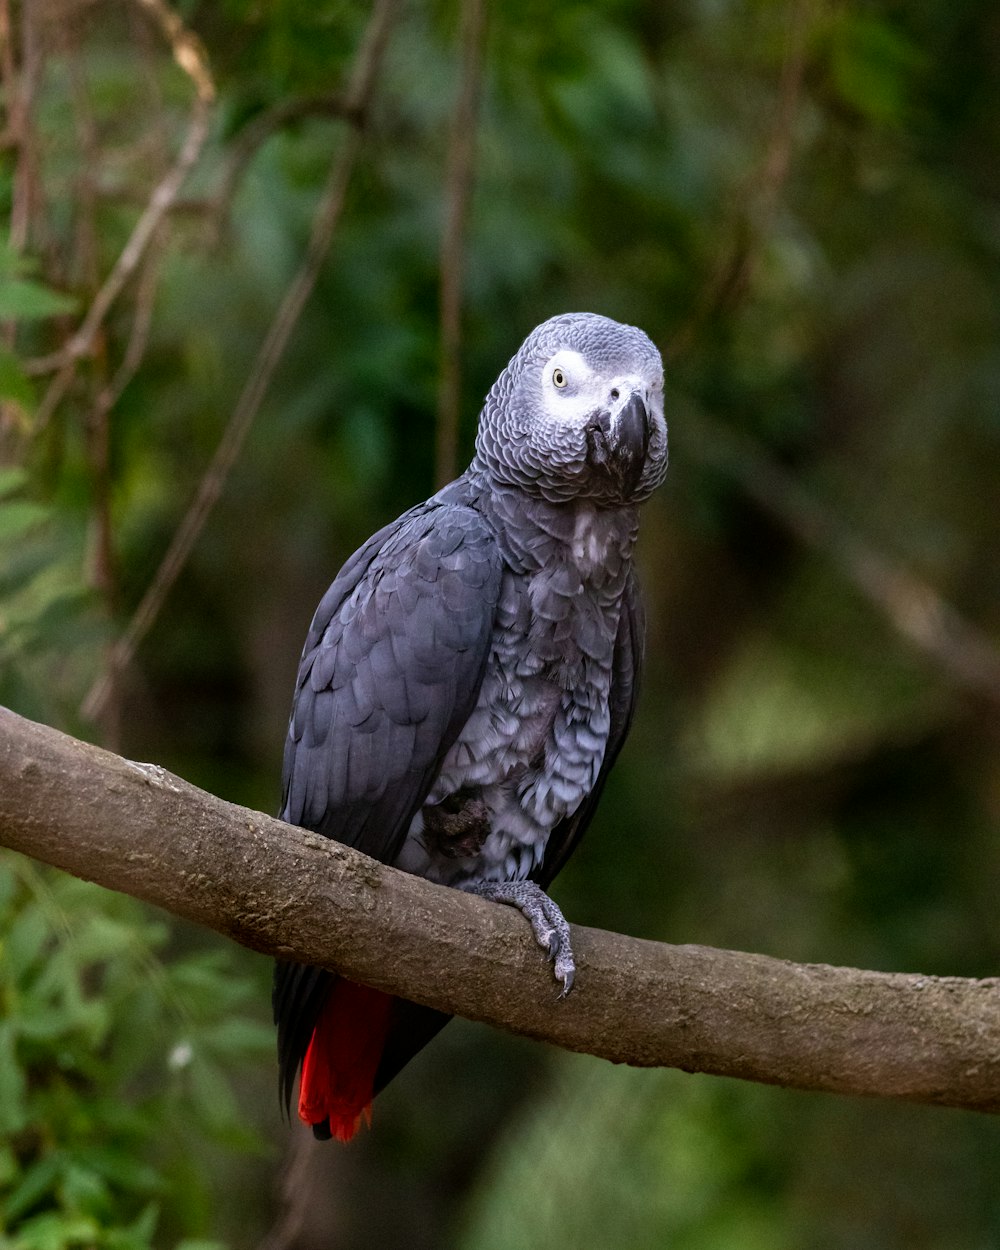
[585,391,650,497]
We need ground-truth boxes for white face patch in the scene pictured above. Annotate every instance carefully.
[540,349,599,425]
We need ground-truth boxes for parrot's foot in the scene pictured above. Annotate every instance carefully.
[462,880,575,996]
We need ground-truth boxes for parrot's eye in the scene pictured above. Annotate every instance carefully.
[552,368,567,389]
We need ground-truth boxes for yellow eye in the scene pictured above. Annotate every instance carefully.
[552,368,567,389]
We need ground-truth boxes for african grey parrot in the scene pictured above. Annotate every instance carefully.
[274,312,667,1141]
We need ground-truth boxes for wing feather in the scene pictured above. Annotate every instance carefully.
[274,501,503,1115]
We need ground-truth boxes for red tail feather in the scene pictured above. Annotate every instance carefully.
[298,980,393,1142]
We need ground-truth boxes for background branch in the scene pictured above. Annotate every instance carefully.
[209,91,359,239]
[79,0,401,724]
[4,0,42,257]
[1,705,998,1116]
[668,0,814,361]
[28,0,215,429]
[435,0,488,488]
[682,404,1000,705]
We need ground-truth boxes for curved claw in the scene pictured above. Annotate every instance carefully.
[554,954,575,997]
[463,879,577,996]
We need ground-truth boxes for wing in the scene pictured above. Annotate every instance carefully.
[274,502,504,1113]
[532,567,645,888]
[280,502,503,853]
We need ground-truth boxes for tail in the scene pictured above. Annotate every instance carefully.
[298,979,394,1142]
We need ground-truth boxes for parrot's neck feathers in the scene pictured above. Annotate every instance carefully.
[449,463,640,581]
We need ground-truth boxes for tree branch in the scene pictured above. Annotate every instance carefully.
[1,706,998,1115]
[79,0,401,725]
[29,0,215,427]
[668,0,813,361]
[435,0,488,489]
[209,92,360,240]
[682,403,1000,705]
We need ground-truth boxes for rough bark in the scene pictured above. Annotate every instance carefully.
[0,705,998,1114]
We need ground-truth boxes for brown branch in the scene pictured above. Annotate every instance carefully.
[30,0,215,422]
[80,0,401,726]
[0,0,14,146]
[1,705,999,1115]
[682,405,1000,704]
[83,19,175,750]
[1,0,45,355]
[92,9,173,426]
[0,0,15,361]
[435,0,488,489]
[5,0,43,258]
[209,92,359,240]
[96,242,163,419]
[56,16,120,747]
[64,26,103,296]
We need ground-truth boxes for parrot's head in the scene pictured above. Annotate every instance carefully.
[475,312,667,506]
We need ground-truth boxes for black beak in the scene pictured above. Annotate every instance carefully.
[585,392,650,497]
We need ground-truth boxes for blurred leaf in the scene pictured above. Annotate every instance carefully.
[0,1023,28,1135]
[58,1165,111,1217]
[0,348,34,411]
[2,1152,64,1224]
[0,467,28,500]
[1,903,51,983]
[0,867,18,920]
[826,11,924,126]
[72,1149,161,1197]
[0,279,78,322]
[0,501,49,543]
[198,1017,274,1058]
[185,1056,240,1136]
[115,1202,160,1248]
[5,1210,101,1250]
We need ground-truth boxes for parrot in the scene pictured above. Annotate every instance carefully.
[274,311,668,1141]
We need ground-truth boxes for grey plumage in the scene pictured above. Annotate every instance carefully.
[275,312,667,1121]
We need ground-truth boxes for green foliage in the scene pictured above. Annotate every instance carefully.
[0,282,78,324]
[457,1057,1000,1250]
[0,473,97,726]
[0,859,271,1249]
[0,245,78,325]
[823,9,926,127]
